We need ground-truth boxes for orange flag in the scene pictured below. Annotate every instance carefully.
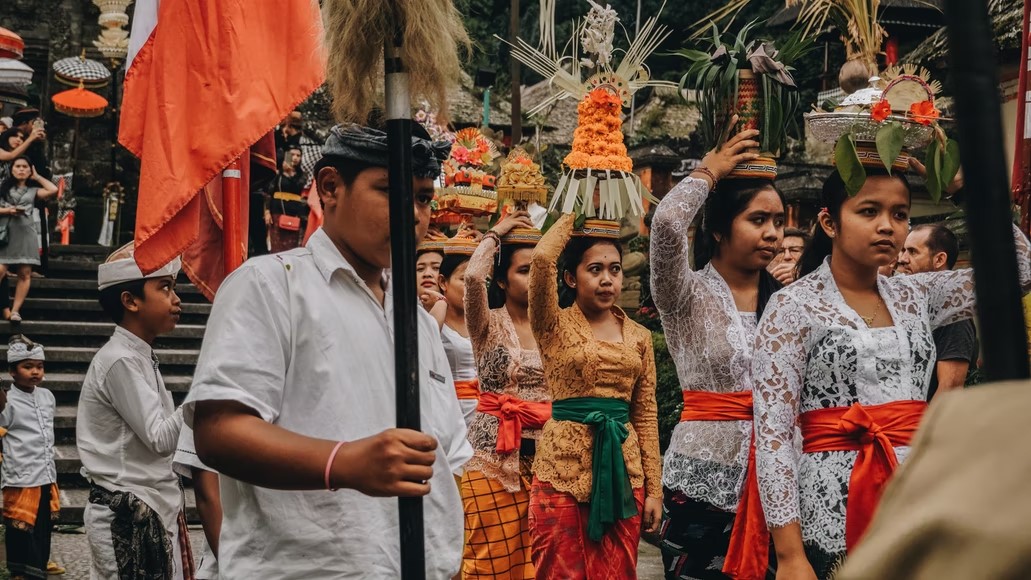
[184,134,277,301]
[119,0,325,275]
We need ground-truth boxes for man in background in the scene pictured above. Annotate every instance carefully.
[897,223,977,398]
[768,227,807,285]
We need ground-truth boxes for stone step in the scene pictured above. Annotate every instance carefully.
[49,245,117,259]
[16,297,211,324]
[0,345,200,366]
[12,276,207,302]
[21,297,211,315]
[0,320,206,340]
[41,373,193,394]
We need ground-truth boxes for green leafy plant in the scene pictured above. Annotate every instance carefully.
[834,123,960,200]
[675,22,815,156]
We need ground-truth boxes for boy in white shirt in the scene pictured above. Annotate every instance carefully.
[76,243,192,578]
[1,335,57,580]
[186,122,472,578]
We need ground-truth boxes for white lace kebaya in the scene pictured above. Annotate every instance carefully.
[753,226,1031,558]
[650,176,756,511]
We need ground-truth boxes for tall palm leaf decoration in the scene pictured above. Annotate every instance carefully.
[676,21,815,158]
[690,0,935,76]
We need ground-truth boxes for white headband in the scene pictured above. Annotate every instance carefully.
[97,255,182,291]
[8,341,44,363]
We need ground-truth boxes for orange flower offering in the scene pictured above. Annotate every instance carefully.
[563,87,633,173]
[438,127,500,219]
[497,147,549,204]
[908,100,939,126]
[870,99,892,123]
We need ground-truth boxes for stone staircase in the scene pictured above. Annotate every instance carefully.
[0,245,210,524]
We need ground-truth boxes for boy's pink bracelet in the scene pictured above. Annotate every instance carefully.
[325,441,346,491]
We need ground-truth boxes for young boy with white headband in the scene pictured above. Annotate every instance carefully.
[75,242,193,578]
[1,335,57,580]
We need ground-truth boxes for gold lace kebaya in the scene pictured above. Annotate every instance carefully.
[527,214,662,502]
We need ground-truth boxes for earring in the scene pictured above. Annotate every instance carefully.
[569,283,577,288]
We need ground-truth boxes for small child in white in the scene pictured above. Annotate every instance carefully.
[1,335,58,580]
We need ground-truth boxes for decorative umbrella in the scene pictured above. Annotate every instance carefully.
[52,84,109,118]
[0,83,28,108]
[53,53,112,88]
[0,58,33,87]
[0,28,23,60]
[53,83,109,184]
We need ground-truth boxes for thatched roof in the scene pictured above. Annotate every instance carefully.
[769,0,945,27]
[627,86,701,141]
[446,71,513,129]
[905,0,1022,65]
[521,82,699,146]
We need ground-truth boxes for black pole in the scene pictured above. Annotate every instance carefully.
[384,39,425,579]
[943,0,1031,381]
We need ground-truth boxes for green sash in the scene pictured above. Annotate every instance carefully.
[551,397,637,541]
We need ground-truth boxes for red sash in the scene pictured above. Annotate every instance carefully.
[801,400,926,551]
[454,378,481,400]
[679,391,767,580]
[476,392,552,454]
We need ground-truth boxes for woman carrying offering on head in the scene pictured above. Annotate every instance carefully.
[526,209,661,578]
[459,210,551,579]
[753,159,1031,579]
[651,124,785,580]
[441,226,484,426]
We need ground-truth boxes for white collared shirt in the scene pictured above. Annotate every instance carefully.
[0,384,57,487]
[76,325,184,534]
[183,227,472,579]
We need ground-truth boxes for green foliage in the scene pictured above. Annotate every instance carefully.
[941,139,961,194]
[875,121,905,175]
[925,139,942,202]
[650,330,683,454]
[675,21,814,155]
[835,134,867,195]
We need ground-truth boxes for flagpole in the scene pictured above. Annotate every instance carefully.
[384,34,425,579]
[944,0,1031,380]
[222,158,244,272]
[1013,0,1031,233]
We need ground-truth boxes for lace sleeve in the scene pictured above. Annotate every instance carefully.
[530,214,573,342]
[464,236,498,348]
[631,331,663,499]
[649,177,710,314]
[907,224,1031,329]
[753,291,809,528]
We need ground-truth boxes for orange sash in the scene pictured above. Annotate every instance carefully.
[2,483,60,529]
[801,400,926,551]
[679,391,767,580]
[455,378,481,400]
[476,392,552,454]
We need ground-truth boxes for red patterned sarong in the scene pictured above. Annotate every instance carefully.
[528,478,644,579]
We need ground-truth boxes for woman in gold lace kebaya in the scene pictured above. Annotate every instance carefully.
[460,210,551,579]
[526,212,662,578]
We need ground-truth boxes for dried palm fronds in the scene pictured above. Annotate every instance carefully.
[322,0,471,124]
[689,0,938,72]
